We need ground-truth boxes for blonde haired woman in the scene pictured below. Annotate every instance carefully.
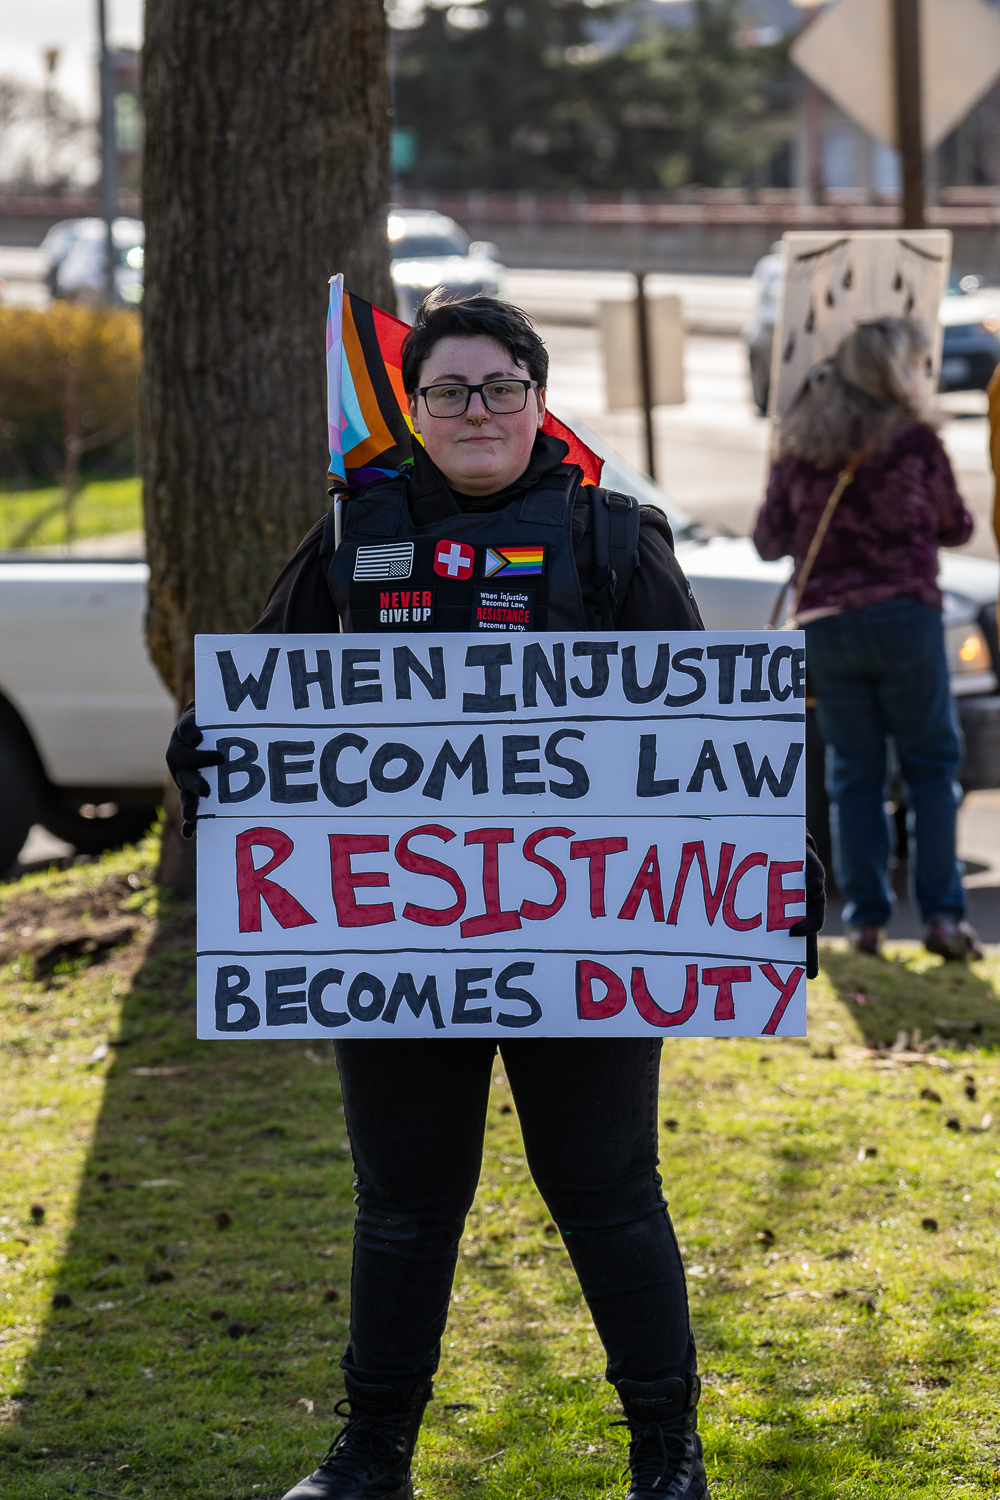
[754,317,981,960]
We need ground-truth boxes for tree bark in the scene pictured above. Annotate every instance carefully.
[142,0,393,891]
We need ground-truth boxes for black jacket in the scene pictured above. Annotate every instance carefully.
[253,433,703,634]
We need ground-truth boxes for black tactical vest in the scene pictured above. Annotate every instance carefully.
[324,465,589,635]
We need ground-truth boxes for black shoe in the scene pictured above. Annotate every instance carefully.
[923,916,983,962]
[280,1376,432,1500]
[847,924,886,956]
[613,1375,710,1499]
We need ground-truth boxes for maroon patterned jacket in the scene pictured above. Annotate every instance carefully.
[753,421,973,615]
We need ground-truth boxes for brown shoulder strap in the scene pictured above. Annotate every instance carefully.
[768,425,887,630]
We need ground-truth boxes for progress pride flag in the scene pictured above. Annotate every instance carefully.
[194,630,808,1038]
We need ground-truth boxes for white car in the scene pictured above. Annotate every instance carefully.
[0,557,174,874]
[41,216,145,306]
[389,208,504,324]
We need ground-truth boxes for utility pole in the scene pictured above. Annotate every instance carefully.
[97,0,117,302]
[892,0,925,229]
[43,48,59,190]
[794,5,825,207]
[802,79,825,206]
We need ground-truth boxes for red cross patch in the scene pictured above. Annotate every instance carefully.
[433,539,475,579]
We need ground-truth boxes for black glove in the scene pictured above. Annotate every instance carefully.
[789,834,827,979]
[166,700,224,840]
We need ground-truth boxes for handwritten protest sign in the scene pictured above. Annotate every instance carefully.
[770,229,951,422]
[194,631,807,1039]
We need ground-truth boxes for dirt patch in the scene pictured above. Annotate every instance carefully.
[12,921,141,978]
[0,871,152,975]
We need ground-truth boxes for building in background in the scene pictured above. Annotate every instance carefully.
[108,48,142,196]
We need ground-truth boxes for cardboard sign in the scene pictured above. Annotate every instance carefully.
[194,631,808,1040]
[770,230,952,423]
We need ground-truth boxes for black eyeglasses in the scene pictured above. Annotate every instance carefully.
[417,378,539,417]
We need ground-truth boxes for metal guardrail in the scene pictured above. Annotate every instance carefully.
[393,188,1000,229]
[3,188,1000,230]
[0,192,141,219]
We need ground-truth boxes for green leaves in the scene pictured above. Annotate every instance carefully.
[390,0,786,191]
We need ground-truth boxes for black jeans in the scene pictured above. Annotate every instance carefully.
[334,1037,695,1397]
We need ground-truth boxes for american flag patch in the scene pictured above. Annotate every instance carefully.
[353,542,414,581]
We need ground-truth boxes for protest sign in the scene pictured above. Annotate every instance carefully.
[194,630,807,1040]
[770,229,951,423]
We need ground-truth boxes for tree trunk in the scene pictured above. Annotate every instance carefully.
[141,0,393,892]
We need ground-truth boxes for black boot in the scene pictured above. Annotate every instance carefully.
[612,1375,710,1499]
[280,1376,432,1500]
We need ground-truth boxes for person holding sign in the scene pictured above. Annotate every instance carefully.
[169,293,825,1500]
[754,316,979,962]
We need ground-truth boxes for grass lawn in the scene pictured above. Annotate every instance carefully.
[2,835,999,1499]
[0,478,142,550]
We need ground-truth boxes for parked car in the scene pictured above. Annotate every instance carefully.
[938,273,1000,392]
[743,244,784,416]
[389,208,504,324]
[38,218,86,297]
[40,216,144,305]
[1,431,996,877]
[0,556,173,874]
[743,249,1000,415]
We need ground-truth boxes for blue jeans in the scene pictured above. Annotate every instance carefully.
[334,1037,696,1399]
[805,597,965,929]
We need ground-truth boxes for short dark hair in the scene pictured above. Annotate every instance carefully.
[401,291,549,393]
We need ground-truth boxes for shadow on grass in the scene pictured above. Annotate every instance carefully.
[8,886,1000,1499]
[820,944,1000,1050]
[691,1268,964,1499]
[5,900,358,1500]
[6,895,614,1500]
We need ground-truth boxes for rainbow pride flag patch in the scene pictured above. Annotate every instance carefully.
[483,545,545,579]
